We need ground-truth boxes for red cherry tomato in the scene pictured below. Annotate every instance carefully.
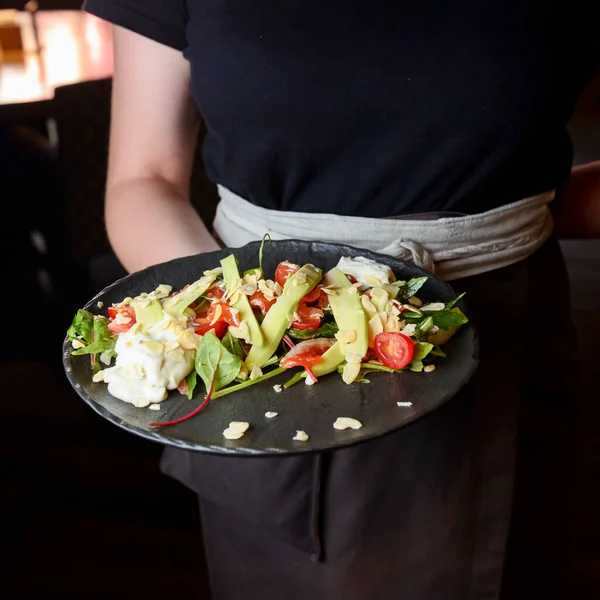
[194,316,228,338]
[207,301,240,327]
[291,304,324,331]
[107,305,137,333]
[373,332,415,370]
[249,290,276,315]
[280,338,335,369]
[275,261,300,288]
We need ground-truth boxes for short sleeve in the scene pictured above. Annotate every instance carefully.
[82,0,188,51]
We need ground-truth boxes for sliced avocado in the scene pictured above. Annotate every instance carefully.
[162,272,220,314]
[221,254,264,347]
[131,298,164,330]
[323,268,369,361]
[311,342,345,377]
[245,264,322,371]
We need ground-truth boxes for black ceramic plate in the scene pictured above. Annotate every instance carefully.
[63,240,478,456]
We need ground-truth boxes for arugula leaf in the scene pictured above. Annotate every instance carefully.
[185,370,197,400]
[445,292,466,310]
[288,321,339,340]
[429,310,469,330]
[413,342,434,361]
[430,345,447,358]
[401,277,428,300]
[195,331,242,392]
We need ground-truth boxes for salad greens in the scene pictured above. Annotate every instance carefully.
[66,244,469,426]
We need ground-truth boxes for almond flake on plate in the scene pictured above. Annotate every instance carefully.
[265,411,278,419]
[396,401,413,407]
[333,417,363,430]
[148,403,161,411]
[293,430,309,442]
[223,421,250,440]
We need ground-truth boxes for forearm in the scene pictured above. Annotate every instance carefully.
[554,160,600,239]
[106,176,220,273]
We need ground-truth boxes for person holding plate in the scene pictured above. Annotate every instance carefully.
[80,1,599,598]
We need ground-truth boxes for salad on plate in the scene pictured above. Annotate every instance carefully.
[66,240,468,427]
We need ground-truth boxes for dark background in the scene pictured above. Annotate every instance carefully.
[2,6,600,598]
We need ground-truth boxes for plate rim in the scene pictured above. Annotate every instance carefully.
[62,239,480,456]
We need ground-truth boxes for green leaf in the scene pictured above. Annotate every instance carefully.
[222,330,245,361]
[186,370,197,400]
[430,310,469,330]
[430,345,447,358]
[71,316,116,366]
[212,367,286,399]
[445,292,466,310]
[67,309,94,344]
[284,371,305,389]
[413,342,434,361]
[288,321,339,340]
[410,359,424,372]
[418,316,434,333]
[401,277,428,300]
[195,331,242,392]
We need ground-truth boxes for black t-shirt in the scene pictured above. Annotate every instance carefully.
[84,0,599,217]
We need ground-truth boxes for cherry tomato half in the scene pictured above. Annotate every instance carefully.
[373,332,415,370]
[275,261,300,288]
[107,305,137,334]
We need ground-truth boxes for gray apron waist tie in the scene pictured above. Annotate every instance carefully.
[213,185,555,281]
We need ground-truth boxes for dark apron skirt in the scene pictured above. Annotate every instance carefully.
[160,237,577,600]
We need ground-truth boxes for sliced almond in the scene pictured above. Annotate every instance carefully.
[203,267,223,277]
[293,430,309,442]
[71,339,85,350]
[250,365,263,380]
[265,411,279,418]
[272,385,282,393]
[333,417,363,430]
[208,303,223,326]
[344,353,363,364]
[335,329,357,344]
[424,364,436,372]
[401,323,416,337]
[421,302,445,312]
[342,361,361,384]
[114,312,132,325]
[178,329,201,350]
[383,314,401,333]
[368,314,384,347]
[92,370,105,383]
[361,295,377,314]
[408,296,422,307]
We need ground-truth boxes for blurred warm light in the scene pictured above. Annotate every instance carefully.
[44,22,81,87]
[0,10,113,106]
